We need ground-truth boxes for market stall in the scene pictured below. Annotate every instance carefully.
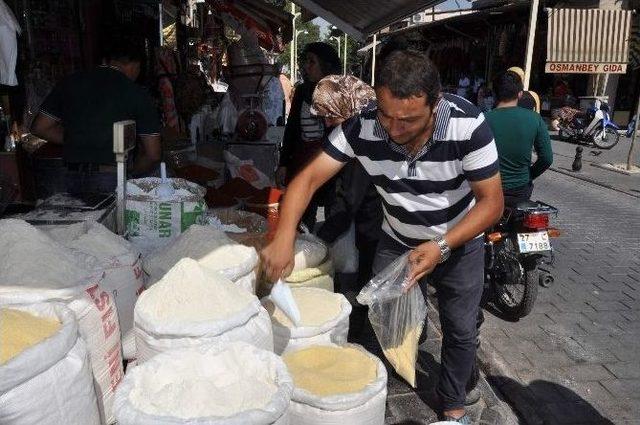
[0,0,453,424]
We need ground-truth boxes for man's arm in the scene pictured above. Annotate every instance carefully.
[531,116,553,180]
[31,114,64,145]
[407,173,503,284]
[261,151,345,281]
[130,135,161,177]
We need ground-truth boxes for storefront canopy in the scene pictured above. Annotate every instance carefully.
[546,8,634,74]
[292,0,448,39]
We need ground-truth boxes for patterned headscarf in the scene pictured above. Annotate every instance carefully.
[310,75,376,121]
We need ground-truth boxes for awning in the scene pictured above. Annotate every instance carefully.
[546,8,633,74]
[292,0,448,39]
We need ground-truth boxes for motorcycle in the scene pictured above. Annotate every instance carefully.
[557,100,620,149]
[484,200,560,320]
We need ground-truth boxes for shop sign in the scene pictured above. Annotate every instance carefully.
[545,62,627,74]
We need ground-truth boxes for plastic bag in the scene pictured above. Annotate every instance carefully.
[330,223,359,274]
[217,92,238,135]
[356,252,427,387]
[223,151,272,189]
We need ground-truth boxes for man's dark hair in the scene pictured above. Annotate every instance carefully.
[493,71,523,103]
[376,50,441,106]
[105,36,145,63]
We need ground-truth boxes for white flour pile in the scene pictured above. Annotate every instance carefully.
[0,219,95,288]
[293,237,327,271]
[127,178,203,203]
[128,344,278,418]
[144,225,257,279]
[268,287,342,328]
[206,216,246,233]
[136,258,254,325]
[45,221,133,260]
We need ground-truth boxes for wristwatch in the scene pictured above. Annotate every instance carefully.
[433,236,451,263]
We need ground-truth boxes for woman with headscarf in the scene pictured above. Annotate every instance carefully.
[311,75,382,338]
[277,42,341,231]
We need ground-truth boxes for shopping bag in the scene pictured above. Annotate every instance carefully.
[356,252,427,387]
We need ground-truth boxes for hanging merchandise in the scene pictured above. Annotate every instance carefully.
[156,47,180,129]
[0,0,21,86]
[217,92,239,135]
[262,75,285,126]
[0,303,101,425]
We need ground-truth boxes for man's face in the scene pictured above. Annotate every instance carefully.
[303,52,324,83]
[375,86,435,146]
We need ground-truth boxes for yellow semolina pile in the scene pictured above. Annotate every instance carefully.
[283,345,377,397]
[1,308,61,364]
[382,325,423,387]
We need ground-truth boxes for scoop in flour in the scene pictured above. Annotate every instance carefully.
[270,280,301,326]
[155,162,175,199]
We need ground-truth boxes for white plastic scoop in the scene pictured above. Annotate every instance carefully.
[271,279,301,326]
[156,162,175,199]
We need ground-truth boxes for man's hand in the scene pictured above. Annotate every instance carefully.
[31,113,64,145]
[406,241,441,288]
[264,152,346,281]
[261,236,295,282]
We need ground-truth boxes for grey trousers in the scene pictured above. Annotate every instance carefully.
[372,235,484,411]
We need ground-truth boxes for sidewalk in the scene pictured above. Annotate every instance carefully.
[547,132,640,198]
[336,273,518,425]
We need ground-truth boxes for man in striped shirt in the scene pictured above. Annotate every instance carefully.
[262,50,503,423]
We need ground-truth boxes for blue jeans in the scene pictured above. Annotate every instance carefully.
[373,235,484,411]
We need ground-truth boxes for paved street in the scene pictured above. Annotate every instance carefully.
[479,165,640,424]
[339,135,640,424]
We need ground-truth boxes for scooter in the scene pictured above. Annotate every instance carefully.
[557,100,620,149]
[484,200,560,320]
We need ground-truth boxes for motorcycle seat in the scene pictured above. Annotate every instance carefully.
[515,200,540,211]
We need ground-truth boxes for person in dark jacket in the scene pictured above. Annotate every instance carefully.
[277,42,341,231]
[311,75,382,284]
[310,74,382,337]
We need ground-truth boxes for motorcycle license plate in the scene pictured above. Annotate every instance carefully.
[517,232,550,253]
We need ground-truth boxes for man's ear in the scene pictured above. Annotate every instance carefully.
[517,91,524,99]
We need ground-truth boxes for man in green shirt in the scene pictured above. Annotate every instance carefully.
[32,40,161,194]
[485,71,553,206]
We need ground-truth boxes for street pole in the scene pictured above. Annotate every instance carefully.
[290,3,296,79]
[159,3,163,47]
[371,33,377,86]
[330,36,341,58]
[626,94,640,171]
[523,0,540,90]
[343,34,348,75]
[294,29,308,81]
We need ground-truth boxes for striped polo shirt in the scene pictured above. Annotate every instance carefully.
[323,93,499,248]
